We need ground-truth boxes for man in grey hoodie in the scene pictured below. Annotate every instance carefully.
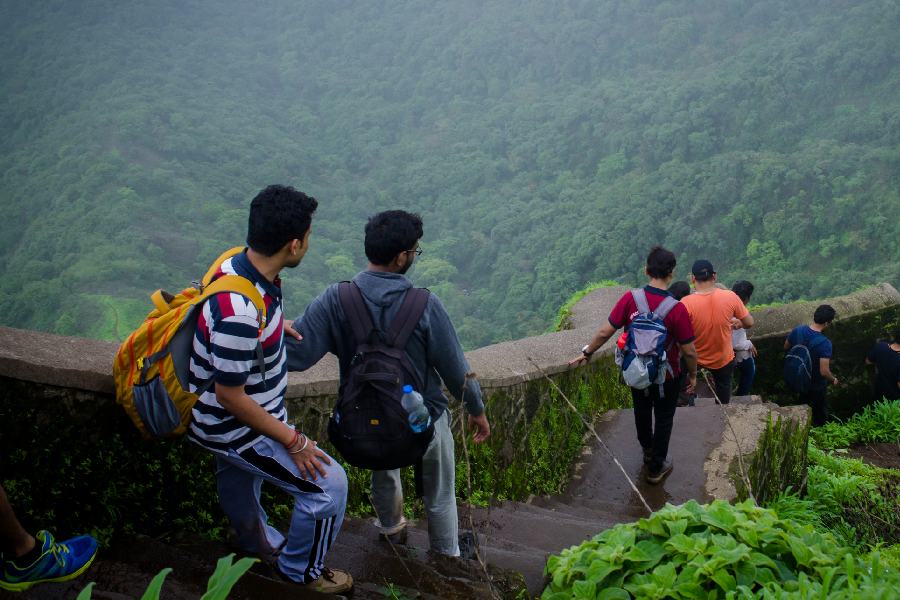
[285,210,490,557]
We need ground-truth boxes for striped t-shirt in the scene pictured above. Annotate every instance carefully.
[188,250,288,453]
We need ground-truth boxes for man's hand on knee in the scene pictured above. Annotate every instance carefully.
[290,439,332,481]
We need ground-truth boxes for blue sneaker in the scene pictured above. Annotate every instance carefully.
[0,530,98,591]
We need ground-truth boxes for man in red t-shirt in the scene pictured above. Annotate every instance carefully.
[570,247,698,484]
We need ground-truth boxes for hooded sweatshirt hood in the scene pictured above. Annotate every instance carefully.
[351,271,413,328]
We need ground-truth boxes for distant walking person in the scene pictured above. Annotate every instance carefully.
[570,247,698,484]
[785,305,839,426]
[681,260,754,404]
[667,281,693,406]
[286,210,490,557]
[731,281,757,396]
[187,186,351,593]
[865,328,900,401]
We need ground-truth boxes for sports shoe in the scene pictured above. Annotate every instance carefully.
[307,567,353,594]
[642,446,654,464]
[646,459,674,484]
[273,563,353,594]
[0,530,98,592]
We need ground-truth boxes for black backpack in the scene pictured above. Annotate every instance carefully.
[327,282,434,470]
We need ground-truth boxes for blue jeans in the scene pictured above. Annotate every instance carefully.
[735,357,756,396]
[370,410,460,556]
[214,437,347,584]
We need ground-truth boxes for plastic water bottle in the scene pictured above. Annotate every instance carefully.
[400,385,431,432]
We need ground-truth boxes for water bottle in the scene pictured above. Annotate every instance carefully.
[400,385,431,433]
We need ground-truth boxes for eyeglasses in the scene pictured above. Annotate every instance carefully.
[406,246,423,256]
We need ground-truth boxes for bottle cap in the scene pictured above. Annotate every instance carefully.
[402,384,413,394]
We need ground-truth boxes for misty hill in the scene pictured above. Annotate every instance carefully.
[0,0,898,348]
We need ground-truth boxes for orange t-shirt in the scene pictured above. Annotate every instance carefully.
[681,288,749,369]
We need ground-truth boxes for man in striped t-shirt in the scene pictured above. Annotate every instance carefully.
[188,185,351,594]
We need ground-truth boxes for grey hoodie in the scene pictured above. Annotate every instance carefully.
[285,270,484,418]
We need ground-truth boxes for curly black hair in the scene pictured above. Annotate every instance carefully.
[364,210,423,265]
[246,185,318,256]
[646,246,677,279]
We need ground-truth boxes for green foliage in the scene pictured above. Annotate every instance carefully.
[553,281,621,331]
[75,555,255,600]
[810,398,900,449]
[1,1,898,349]
[541,499,900,599]
[380,582,413,600]
[805,444,900,548]
[201,554,258,600]
[741,414,809,505]
[138,568,173,600]
[751,400,900,549]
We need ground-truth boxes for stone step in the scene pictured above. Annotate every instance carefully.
[528,495,649,522]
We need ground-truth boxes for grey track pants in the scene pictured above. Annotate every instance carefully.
[370,410,459,556]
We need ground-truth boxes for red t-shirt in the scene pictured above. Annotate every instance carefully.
[608,286,696,378]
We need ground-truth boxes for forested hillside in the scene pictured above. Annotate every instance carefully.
[1,0,897,348]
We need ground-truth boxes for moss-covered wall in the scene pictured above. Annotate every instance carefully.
[752,304,900,420]
[0,356,629,545]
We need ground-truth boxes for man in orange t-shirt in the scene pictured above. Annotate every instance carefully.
[681,260,754,404]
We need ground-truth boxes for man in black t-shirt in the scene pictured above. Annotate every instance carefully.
[866,328,900,401]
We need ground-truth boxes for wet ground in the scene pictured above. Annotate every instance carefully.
[846,441,900,470]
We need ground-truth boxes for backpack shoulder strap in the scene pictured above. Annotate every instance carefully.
[201,274,268,386]
[201,246,246,287]
[202,275,267,329]
[338,281,375,347]
[631,288,651,315]
[655,295,679,320]
[386,288,430,349]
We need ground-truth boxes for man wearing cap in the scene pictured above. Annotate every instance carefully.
[681,260,754,404]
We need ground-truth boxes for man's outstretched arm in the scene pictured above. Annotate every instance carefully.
[285,286,339,372]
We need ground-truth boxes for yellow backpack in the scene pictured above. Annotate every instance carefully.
[113,247,267,439]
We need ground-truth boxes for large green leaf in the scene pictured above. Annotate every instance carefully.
[139,567,173,600]
[596,588,630,600]
[200,555,257,600]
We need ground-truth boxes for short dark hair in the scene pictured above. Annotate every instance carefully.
[668,281,691,300]
[247,185,318,256]
[646,246,677,279]
[731,280,755,304]
[365,210,424,265]
[813,304,837,325]
[892,327,900,344]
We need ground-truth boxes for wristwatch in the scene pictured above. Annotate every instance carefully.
[581,344,594,358]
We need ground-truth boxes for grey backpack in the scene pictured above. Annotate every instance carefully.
[614,289,678,393]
